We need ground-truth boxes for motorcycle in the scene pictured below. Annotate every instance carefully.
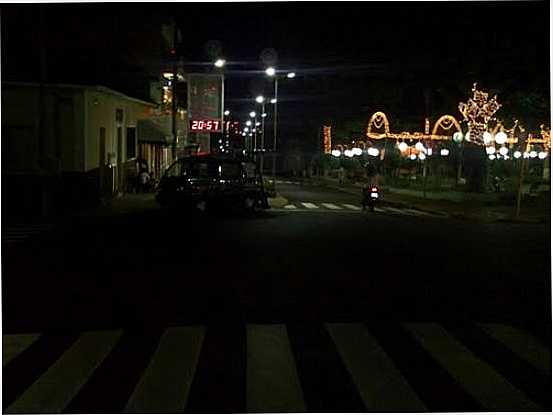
[362,185,379,212]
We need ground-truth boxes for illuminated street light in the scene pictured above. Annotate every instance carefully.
[331,149,341,157]
[352,147,362,156]
[214,59,226,68]
[255,122,261,126]
[483,132,493,145]
[287,72,296,78]
[486,146,496,155]
[256,95,265,103]
[270,98,277,104]
[249,111,256,118]
[514,151,522,159]
[453,132,463,143]
[398,142,408,152]
[224,110,230,116]
[244,127,250,132]
[530,151,538,158]
[489,154,496,160]
[344,149,354,157]
[523,152,530,158]
[265,67,276,76]
[538,151,548,159]
[261,113,267,118]
[246,120,252,126]
[368,147,380,157]
[499,146,509,156]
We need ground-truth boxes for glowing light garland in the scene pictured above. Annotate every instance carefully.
[323,126,332,154]
[458,83,501,145]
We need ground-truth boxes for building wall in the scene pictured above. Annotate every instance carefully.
[84,89,155,172]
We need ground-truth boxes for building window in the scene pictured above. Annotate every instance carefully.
[126,127,136,160]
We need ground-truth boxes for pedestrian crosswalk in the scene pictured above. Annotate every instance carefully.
[275,201,442,217]
[3,322,550,413]
[1,223,54,246]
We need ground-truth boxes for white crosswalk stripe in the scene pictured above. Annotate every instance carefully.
[342,204,362,210]
[300,202,319,209]
[404,323,541,411]
[3,322,548,413]
[321,203,343,210]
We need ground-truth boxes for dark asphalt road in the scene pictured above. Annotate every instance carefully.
[2,182,551,412]
[3,182,550,336]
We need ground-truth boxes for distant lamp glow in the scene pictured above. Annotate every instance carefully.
[270,98,277,104]
[483,132,493,145]
[163,72,174,79]
[485,146,496,155]
[287,72,296,78]
[530,151,538,158]
[265,67,276,76]
[538,151,548,159]
[418,153,426,160]
[246,120,252,126]
[249,111,256,118]
[255,95,265,103]
[261,113,267,118]
[465,132,471,142]
[499,146,508,156]
[224,110,230,116]
[489,154,496,160]
[427,148,432,156]
[440,149,450,156]
[244,127,250,132]
[453,132,464,143]
[415,142,425,152]
[495,131,507,145]
[523,152,530,159]
[398,142,408,152]
[368,147,380,157]
[331,149,341,157]
[503,155,510,160]
[214,59,226,68]
[352,147,362,156]
[255,122,261,126]
[344,149,354,157]
[409,154,417,160]
[513,151,522,159]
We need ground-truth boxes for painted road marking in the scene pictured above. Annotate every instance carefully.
[247,325,305,412]
[301,202,319,209]
[404,323,542,411]
[284,205,298,209]
[374,207,386,213]
[321,203,343,210]
[342,204,362,211]
[478,323,551,375]
[125,327,204,413]
[327,323,427,411]
[7,331,122,414]
[3,334,41,367]
[383,207,405,215]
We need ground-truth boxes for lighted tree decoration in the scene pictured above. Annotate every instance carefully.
[458,83,502,145]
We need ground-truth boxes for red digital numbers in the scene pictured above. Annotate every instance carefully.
[190,120,221,131]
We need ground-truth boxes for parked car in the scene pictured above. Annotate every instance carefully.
[156,155,269,212]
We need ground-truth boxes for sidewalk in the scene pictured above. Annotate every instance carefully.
[306,176,550,224]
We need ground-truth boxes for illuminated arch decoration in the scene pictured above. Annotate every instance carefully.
[431,115,462,136]
[366,111,390,139]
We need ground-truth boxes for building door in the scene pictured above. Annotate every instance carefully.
[99,127,107,196]
[117,126,123,192]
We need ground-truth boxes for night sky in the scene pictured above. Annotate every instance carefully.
[2,2,550,152]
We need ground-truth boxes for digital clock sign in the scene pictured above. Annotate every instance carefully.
[190,120,221,132]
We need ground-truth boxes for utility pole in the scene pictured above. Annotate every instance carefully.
[260,102,265,174]
[171,19,178,160]
[272,77,279,183]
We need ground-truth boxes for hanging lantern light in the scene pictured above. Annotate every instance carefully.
[453,132,464,143]
[398,142,408,152]
[495,131,507,145]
